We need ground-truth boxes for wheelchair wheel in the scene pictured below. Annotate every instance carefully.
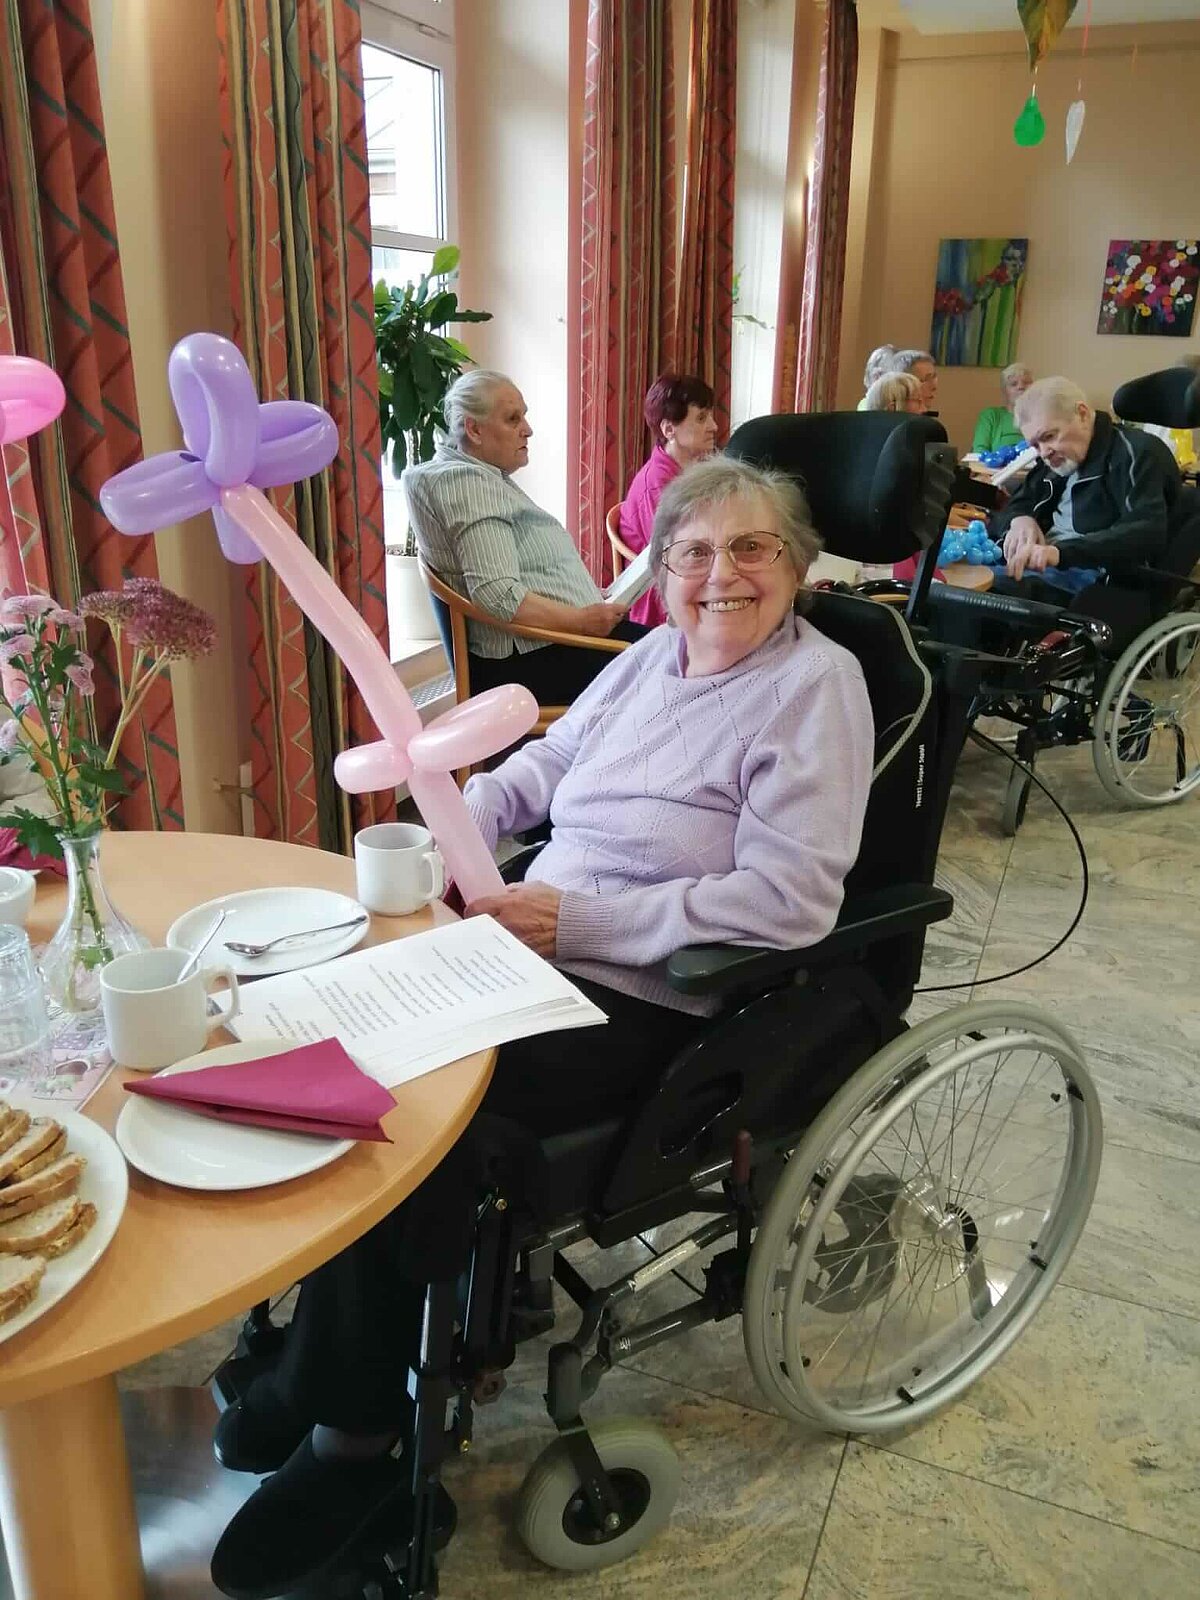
[515,1419,680,1572]
[1000,762,1033,836]
[742,1000,1101,1435]
[1093,612,1200,806]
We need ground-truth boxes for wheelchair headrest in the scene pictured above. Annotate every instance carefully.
[726,412,958,563]
[1113,366,1200,430]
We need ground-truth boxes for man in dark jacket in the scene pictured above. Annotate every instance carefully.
[991,376,1181,591]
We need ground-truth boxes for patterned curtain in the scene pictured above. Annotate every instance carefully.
[793,0,858,413]
[216,0,393,852]
[0,0,182,830]
[577,0,678,584]
[675,0,737,433]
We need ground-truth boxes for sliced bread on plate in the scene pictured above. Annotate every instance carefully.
[0,1107,33,1159]
[0,1254,46,1324]
[0,1118,63,1183]
[0,1153,87,1220]
[0,1195,96,1256]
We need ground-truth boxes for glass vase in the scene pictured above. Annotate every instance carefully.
[39,830,149,1023]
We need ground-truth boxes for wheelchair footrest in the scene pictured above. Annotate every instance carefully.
[210,1314,287,1412]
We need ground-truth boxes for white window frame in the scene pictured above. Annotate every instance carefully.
[360,0,457,262]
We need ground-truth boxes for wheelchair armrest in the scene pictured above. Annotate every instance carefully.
[664,884,954,997]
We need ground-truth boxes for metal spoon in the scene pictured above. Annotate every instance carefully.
[224,914,368,958]
[177,910,227,982]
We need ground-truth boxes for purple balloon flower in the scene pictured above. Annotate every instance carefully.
[99,334,339,564]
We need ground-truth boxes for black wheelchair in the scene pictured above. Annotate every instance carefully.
[730,365,1200,836]
[215,418,1103,1597]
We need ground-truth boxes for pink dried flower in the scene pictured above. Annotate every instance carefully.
[1,594,55,619]
[123,581,217,658]
[48,607,84,630]
[0,719,23,754]
[0,633,35,662]
[65,662,95,695]
[80,588,136,628]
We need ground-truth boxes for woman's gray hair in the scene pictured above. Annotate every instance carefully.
[862,344,896,389]
[649,457,822,607]
[864,372,921,412]
[1001,362,1032,394]
[442,369,513,446]
[888,347,935,374]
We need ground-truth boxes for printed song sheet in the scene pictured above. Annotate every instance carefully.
[229,916,606,1088]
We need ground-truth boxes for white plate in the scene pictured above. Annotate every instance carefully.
[166,887,369,978]
[0,1098,129,1347]
[113,1039,356,1192]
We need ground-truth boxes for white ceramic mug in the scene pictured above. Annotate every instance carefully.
[100,947,241,1072]
[0,867,36,928]
[354,823,445,916]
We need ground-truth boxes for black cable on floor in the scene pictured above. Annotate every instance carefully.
[913,727,1090,993]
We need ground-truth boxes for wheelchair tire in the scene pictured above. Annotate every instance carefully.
[1000,763,1033,836]
[743,1000,1102,1435]
[515,1418,680,1572]
[1093,612,1200,807]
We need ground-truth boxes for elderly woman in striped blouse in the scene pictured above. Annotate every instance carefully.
[403,370,647,700]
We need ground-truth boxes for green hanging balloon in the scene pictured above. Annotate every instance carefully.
[1014,92,1046,146]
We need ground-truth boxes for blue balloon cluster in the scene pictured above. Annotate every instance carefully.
[938,519,1004,566]
[978,443,1025,469]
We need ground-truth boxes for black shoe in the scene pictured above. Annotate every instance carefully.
[210,1436,454,1600]
[213,1377,310,1475]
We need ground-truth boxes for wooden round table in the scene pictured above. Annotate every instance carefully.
[0,832,495,1600]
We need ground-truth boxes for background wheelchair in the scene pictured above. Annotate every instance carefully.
[730,365,1200,836]
[215,417,1104,1599]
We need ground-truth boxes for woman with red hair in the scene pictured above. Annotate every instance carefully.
[618,373,717,625]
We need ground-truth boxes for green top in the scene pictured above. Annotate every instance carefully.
[972,406,1024,453]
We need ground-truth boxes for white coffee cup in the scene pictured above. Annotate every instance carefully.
[354,823,445,916]
[0,867,36,928]
[100,947,241,1072]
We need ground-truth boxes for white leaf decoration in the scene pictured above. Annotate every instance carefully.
[1065,98,1086,163]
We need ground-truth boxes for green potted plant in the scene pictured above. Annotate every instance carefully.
[376,246,491,645]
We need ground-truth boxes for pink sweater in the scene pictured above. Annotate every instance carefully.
[465,617,874,1014]
[617,444,679,626]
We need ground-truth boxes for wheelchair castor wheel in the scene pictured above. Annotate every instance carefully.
[1001,763,1033,836]
[515,1419,680,1571]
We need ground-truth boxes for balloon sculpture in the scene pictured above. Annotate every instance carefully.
[0,355,67,601]
[99,332,538,901]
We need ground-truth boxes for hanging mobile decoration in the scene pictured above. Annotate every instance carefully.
[1065,0,1093,163]
[1014,0,1078,148]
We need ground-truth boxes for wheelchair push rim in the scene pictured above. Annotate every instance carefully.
[1093,612,1200,807]
[743,1000,1102,1435]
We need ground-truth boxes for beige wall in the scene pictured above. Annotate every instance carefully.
[838,20,1200,451]
[93,0,246,833]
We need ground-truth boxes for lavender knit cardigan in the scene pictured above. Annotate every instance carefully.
[465,617,874,1015]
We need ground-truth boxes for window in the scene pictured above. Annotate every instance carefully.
[361,1,455,291]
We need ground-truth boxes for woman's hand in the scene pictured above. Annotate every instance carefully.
[465,883,563,959]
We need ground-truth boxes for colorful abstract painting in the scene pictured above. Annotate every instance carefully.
[930,238,1028,368]
[1097,240,1198,337]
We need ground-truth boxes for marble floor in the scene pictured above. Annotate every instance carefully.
[112,737,1200,1599]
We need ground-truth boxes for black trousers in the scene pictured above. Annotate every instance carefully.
[468,619,648,702]
[271,978,706,1431]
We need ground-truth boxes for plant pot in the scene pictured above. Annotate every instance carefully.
[386,550,440,653]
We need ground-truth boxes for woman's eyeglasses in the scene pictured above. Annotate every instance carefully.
[660,532,787,578]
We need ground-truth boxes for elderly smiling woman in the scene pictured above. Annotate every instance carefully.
[209,458,875,1600]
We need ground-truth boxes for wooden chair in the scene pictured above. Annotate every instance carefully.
[605,504,637,576]
[418,558,627,785]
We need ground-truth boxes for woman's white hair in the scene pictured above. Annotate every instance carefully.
[888,348,935,374]
[1013,376,1089,429]
[442,369,513,446]
[862,344,896,389]
[864,372,921,412]
[1001,362,1032,393]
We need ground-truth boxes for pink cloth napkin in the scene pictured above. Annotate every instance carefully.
[123,1038,395,1141]
[0,827,67,877]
